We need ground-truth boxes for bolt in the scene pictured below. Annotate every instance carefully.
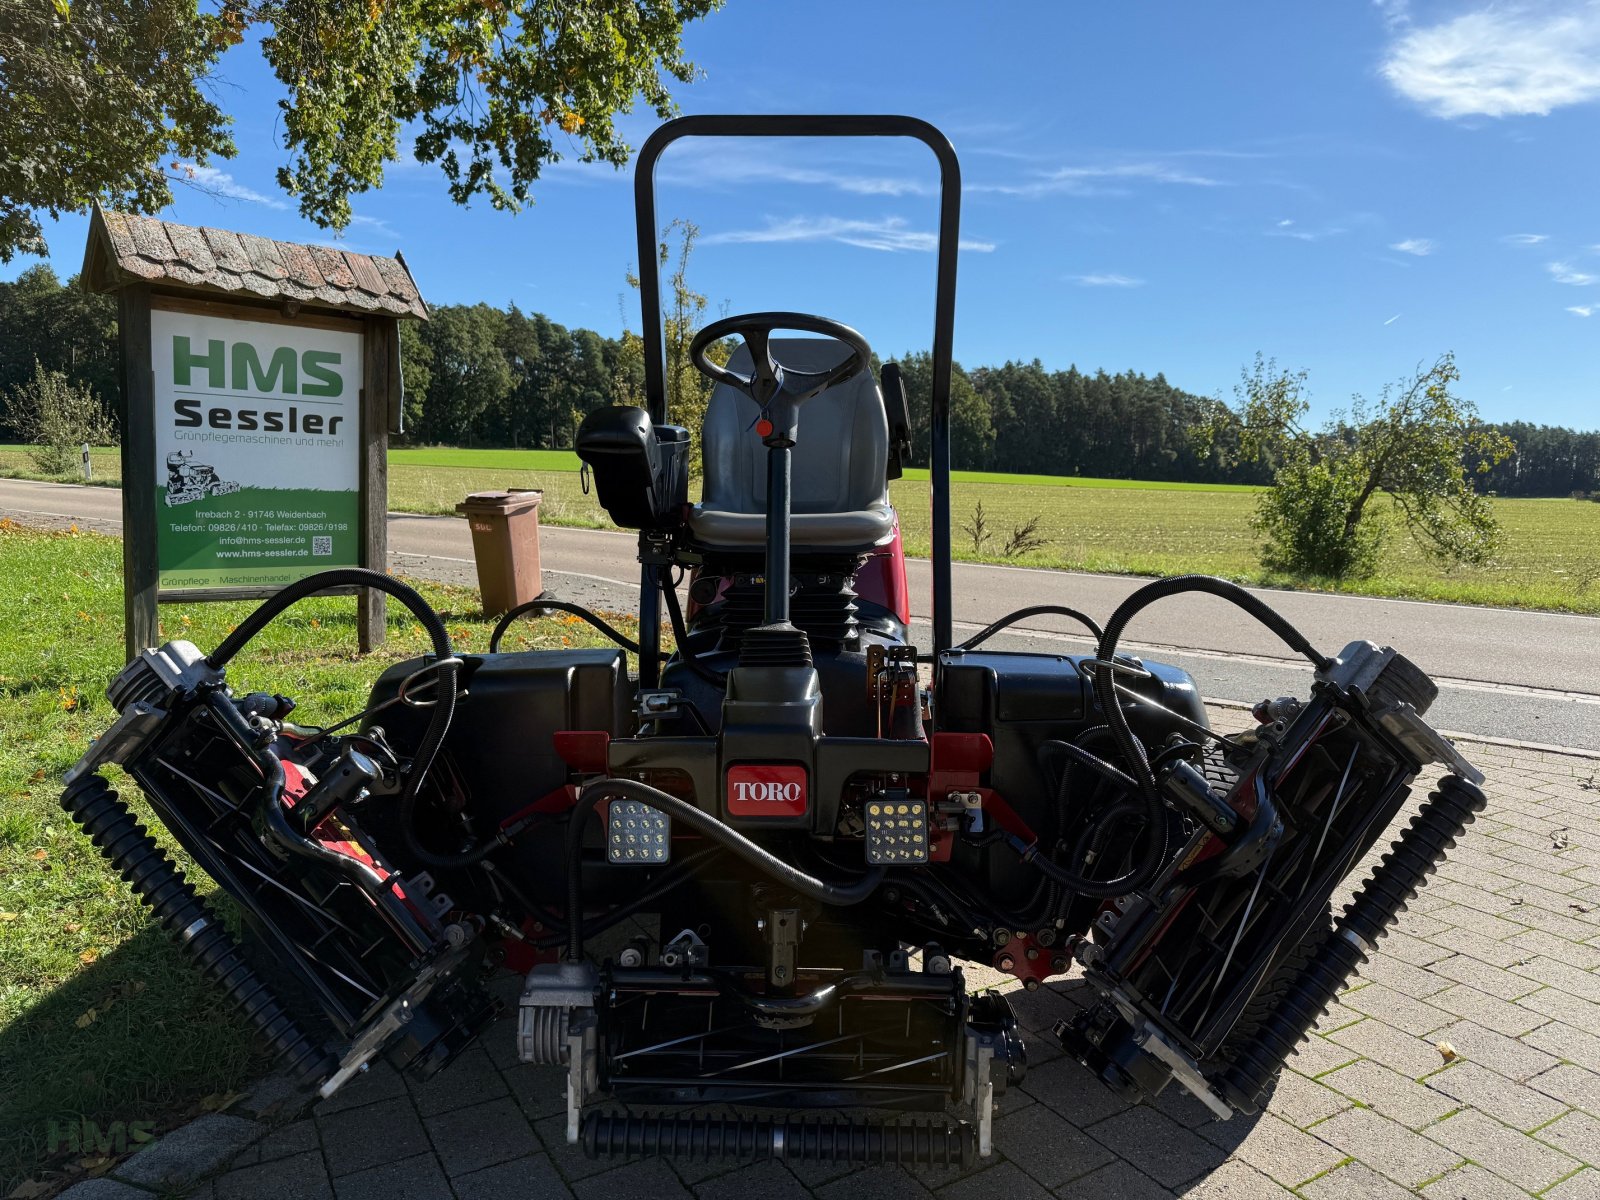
[885,888,901,904]
[1051,955,1070,974]
[1025,947,1040,961]
[617,947,644,968]
[926,954,952,975]
[993,928,1012,948]
[997,953,1016,971]
[1023,977,1041,991]
[1035,928,1057,948]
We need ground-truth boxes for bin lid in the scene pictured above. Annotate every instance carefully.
[456,489,543,515]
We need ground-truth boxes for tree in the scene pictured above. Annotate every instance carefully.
[1218,354,1515,578]
[0,267,118,436]
[0,0,723,260]
[3,361,118,475]
[418,305,511,445]
[618,218,727,472]
[396,321,433,440]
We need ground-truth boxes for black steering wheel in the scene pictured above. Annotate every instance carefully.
[689,311,873,415]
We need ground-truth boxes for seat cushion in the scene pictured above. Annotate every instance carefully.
[688,500,896,549]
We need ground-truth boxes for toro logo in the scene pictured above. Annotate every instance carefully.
[726,764,808,818]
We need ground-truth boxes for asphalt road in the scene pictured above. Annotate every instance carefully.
[5,477,1597,753]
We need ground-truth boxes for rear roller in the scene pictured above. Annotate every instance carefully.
[61,774,333,1086]
[581,1110,976,1168]
[1222,775,1487,1113]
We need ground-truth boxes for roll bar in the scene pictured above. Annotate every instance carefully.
[631,114,962,661]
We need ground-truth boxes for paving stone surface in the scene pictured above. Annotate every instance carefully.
[148,720,1600,1198]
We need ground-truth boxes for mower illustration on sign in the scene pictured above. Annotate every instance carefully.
[63,116,1485,1171]
[163,450,240,506]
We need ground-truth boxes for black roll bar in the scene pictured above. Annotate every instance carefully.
[631,114,962,668]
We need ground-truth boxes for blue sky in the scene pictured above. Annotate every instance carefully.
[11,0,1600,427]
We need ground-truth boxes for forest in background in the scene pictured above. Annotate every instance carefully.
[3,263,1598,497]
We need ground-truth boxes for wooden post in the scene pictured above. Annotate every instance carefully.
[358,317,393,652]
[118,284,159,662]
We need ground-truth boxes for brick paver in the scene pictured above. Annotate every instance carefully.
[165,719,1600,1200]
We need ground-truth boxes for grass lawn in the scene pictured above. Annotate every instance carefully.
[0,520,635,1195]
[7,444,1600,614]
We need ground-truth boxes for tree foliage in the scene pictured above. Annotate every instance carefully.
[14,272,1600,505]
[1222,354,1515,578]
[0,0,722,259]
[0,0,232,261]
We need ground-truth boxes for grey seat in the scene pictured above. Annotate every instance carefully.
[689,338,895,551]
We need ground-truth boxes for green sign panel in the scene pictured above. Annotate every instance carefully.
[151,310,363,589]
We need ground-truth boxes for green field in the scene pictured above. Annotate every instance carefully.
[7,444,1600,614]
[0,522,635,1194]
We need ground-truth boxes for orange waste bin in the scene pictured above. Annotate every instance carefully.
[455,489,544,615]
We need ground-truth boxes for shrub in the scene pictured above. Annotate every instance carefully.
[3,361,118,476]
[1255,458,1387,578]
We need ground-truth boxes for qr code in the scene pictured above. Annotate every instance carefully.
[311,536,333,556]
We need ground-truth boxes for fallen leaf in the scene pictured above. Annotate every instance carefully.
[29,849,46,861]
[0,912,17,922]
[64,921,81,933]
[74,1008,97,1029]
[7,1179,54,1199]
[27,768,44,783]
[78,948,98,964]
[1437,1040,1458,1063]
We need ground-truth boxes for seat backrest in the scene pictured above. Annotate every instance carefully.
[699,338,890,516]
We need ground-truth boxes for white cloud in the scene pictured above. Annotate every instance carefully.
[346,213,398,239]
[971,161,1222,198]
[1569,304,1596,316]
[1502,232,1549,244]
[1382,4,1600,119]
[1390,238,1436,255]
[1071,273,1144,287]
[180,165,288,210]
[1268,224,1347,242]
[1384,313,1402,325]
[1549,261,1598,285]
[1374,0,1412,31]
[702,216,994,254]
[658,147,934,198]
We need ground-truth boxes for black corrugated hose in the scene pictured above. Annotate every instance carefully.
[60,774,333,1084]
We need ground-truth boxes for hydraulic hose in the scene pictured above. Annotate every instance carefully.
[955,604,1104,651]
[205,568,479,871]
[662,578,727,687]
[564,777,885,960]
[1093,575,1331,811]
[489,598,660,659]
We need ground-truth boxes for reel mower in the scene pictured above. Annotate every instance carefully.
[64,115,1485,1171]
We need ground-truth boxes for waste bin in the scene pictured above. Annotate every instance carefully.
[455,489,543,615]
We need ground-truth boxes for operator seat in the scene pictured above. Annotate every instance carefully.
[689,338,895,551]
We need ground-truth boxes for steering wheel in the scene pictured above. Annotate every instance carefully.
[689,312,873,432]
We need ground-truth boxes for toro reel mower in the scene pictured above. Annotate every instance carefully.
[63,115,1485,1172]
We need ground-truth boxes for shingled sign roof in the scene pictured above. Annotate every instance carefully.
[81,207,428,320]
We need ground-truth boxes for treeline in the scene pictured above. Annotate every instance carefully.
[5,264,1599,496]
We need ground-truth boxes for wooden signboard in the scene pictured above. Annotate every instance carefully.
[83,209,425,660]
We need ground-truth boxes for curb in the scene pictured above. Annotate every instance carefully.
[55,1075,311,1200]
